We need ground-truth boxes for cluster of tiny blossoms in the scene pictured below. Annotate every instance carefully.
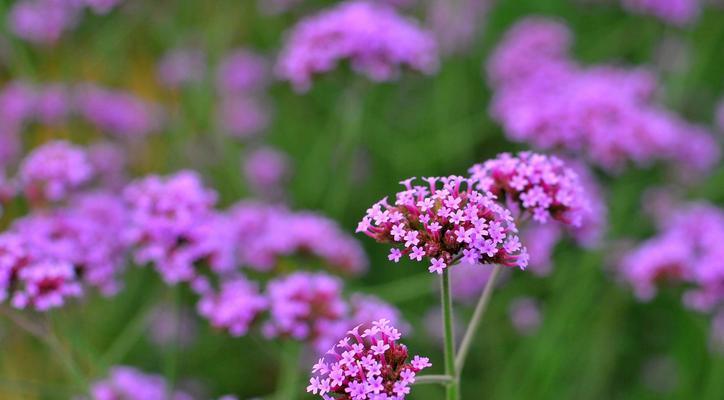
[469,152,589,227]
[487,18,719,173]
[621,0,699,26]
[357,175,528,274]
[18,140,94,203]
[276,0,438,92]
[620,202,724,311]
[307,319,431,399]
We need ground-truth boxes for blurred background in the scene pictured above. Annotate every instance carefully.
[1,0,724,399]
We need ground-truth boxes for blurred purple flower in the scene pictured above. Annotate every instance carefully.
[197,274,267,337]
[216,49,269,94]
[0,81,37,129]
[307,318,431,399]
[218,95,270,139]
[8,0,77,45]
[243,146,290,199]
[508,297,541,336]
[488,18,720,174]
[449,262,498,303]
[621,0,699,26]
[262,272,348,352]
[75,84,163,137]
[231,201,368,275]
[349,293,409,333]
[123,171,219,284]
[520,224,561,277]
[276,0,438,92]
[18,140,94,204]
[34,84,71,124]
[87,141,128,189]
[90,366,193,400]
[157,47,207,89]
[11,260,83,311]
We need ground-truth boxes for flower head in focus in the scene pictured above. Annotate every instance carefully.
[276,0,438,92]
[469,152,589,227]
[306,318,431,399]
[357,175,528,274]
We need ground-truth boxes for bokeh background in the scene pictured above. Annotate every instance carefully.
[1,0,724,399]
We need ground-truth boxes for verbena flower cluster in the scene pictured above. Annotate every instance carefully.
[276,0,438,92]
[621,0,699,26]
[8,0,123,45]
[0,82,162,164]
[19,140,94,203]
[469,152,589,227]
[306,318,431,399]
[487,18,719,173]
[232,201,368,275]
[620,202,724,311]
[89,366,194,400]
[357,175,528,274]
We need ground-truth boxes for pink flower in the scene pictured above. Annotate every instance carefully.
[306,319,430,399]
[19,140,94,203]
[276,0,438,92]
[357,175,528,273]
[197,275,267,337]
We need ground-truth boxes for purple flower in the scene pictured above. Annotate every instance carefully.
[34,84,71,124]
[12,192,129,296]
[157,47,207,89]
[306,318,430,399]
[89,366,193,400]
[508,297,542,336]
[469,152,590,227]
[87,141,128,189]
[75,84,162,137]
[243,146,290,199]
[1,81,37,129]
[231,201,367,275]
[0,233,29,303]
[621,0,699,26]
[197,275,267,337]
[487,18,719,174]
[449,262,502,303]
[216,49,269,94]
[19,140,94,204]
[8,0,77,44]
[263,272,348,352]
[276,0,438,92]
[357,175,528,272]
[123,171,219,284]
[11,260,83,311]
[620,202,724,309]
[218,95,269,139]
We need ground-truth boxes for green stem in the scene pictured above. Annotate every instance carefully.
[274,341,302,400]
[1,308,88,393]
[455,264,502,372]
[441,269,459,400]
[414,375,456,385]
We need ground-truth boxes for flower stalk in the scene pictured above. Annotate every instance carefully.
[441,268,459,400]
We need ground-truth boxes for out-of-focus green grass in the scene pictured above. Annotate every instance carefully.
[1,0,724,399]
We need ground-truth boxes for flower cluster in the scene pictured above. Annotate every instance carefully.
[122,171,223,284]
[75,84,163,138]
[276,0,438,92]
[487,18,719,173]
[306,318,431,399]
[620,202,724,311]
[8,0,123,45]
[357,175,528,274]
[197,275,268,337]
[89,366,194,400]
[263,272,348,352]
[0,193,129,311]
[18,140,94,203]
[621,0,699,26]
[469,152,589,227]
[232,201,368,275]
